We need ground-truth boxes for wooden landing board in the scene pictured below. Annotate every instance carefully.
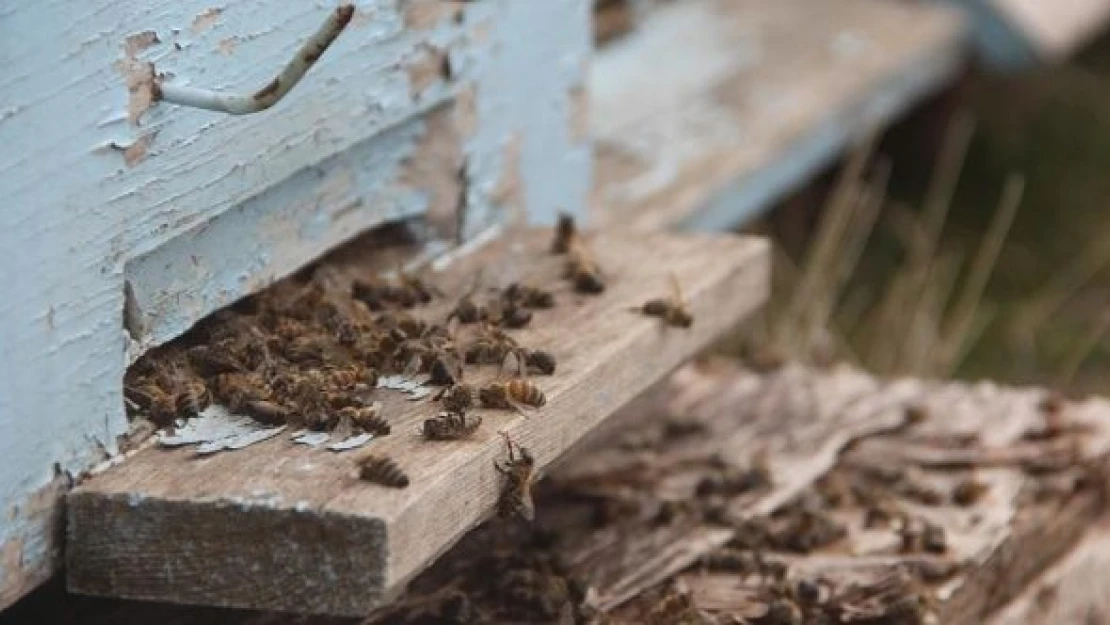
[64,229,768,616]
[589,0,967,232]
[988,515,1110,624]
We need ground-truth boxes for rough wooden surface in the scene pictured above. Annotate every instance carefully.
[588,0,966,232]
[13,360,1110,622]
[988,514,1110,624]
[65,228,769,616]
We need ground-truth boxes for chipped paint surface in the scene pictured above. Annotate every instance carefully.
[0,0,589,605]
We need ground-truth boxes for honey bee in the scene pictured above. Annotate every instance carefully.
[521,349,556,375]
[503,283,555,309]
[338,403,391,435]
[357,454,410,488]
[480,379,546,411]
[428,351,464,386]
[447,293,491,324]
[645,590,701,625]
[498,300,533,329]
[241,399,292,425]
[494,432,536,521]
[423,411,482,440]
[435,384,476,413]
[951,477,989,506]
[186,343,243,376]
[172,378,212,417]
[323,364,378,392]
[636,274,693,328]
[464,325,519,365]
[123,380,177,424]
[565,238,605,294]
[353,266,441,309]
[283,335,340,365]
[551,212,577,254]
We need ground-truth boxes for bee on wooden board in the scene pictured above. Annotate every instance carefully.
[480,378,547,412]
[551,212,577,254]
[503,283,556,309]
[337,403,391,435]
[565,238,606,294]
[423,411,482,440]
[635,273,693,328]
[494,432,537,521]
[358,454,410,488]
[434,383,476,413]
[464,324,519,365]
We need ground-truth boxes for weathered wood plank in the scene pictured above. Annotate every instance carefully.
[65,228,769,616]
[989,515,1110,624]
[945,0,1110,68]
[589,0,967,232]
[589,368,1110,624]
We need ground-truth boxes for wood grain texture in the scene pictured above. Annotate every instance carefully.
[589,0,966,231]
[593,366,1110,624]
[66,228,769,616]
[988,515,1110,625]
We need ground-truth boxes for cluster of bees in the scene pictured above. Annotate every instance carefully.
[128,216,701,521]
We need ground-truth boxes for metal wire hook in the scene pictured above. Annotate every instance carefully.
[153,3,355,115]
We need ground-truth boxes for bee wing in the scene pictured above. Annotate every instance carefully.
[501,350,527,378]
[402,354,424,378]
[513,495,536,522]
[668,272,685,306]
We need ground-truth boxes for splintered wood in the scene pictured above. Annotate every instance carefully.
[65,228,768,615]
[364,362,1110,624]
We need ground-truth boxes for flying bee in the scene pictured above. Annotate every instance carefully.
[551,212,577,254]
[479,379,546,411]
[357,454,410,488]
[494,432,536,521]
[503,283,555,309]
[423,411,482,440]
[636,274,693,328]
[566,239,605,294]
[435,383,476,413]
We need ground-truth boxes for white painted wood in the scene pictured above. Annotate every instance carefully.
[0,0,590,606]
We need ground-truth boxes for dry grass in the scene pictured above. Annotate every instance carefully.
[741,116,1031,380]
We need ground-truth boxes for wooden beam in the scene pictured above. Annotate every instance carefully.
[65,228,769,616]
[589,0,967,232]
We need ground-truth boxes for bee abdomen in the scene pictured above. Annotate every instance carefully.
[507,379,546,407]
[358,455,409,488]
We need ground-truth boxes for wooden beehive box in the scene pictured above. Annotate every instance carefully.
[0,0,591,608]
